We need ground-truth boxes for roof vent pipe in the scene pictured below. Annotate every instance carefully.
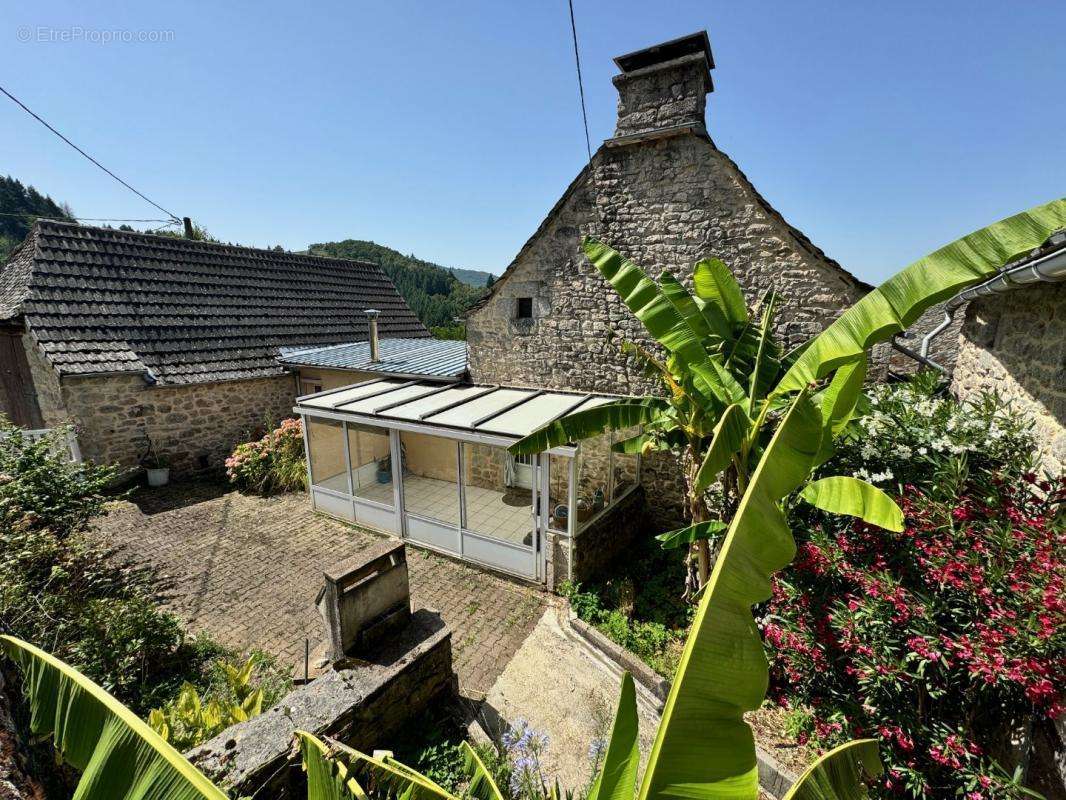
[365,309,381,363]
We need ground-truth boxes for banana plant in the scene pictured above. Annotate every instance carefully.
[0,634,229,800]
[509,197,1066,592]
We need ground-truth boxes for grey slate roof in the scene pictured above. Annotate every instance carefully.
[278,338,467,381]
[0,220,429,385]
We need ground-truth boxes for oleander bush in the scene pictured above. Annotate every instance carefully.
[226,417,307,495]
[763,376,1064,798]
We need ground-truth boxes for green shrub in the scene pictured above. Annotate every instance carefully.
[560,581,685,679]
[765,376,1063,798]
[225,417,306,495]
[0,419,284,719]
[149,652,289,750]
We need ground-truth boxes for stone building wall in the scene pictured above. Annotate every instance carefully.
[952,283,1066,474]
[59,372,297,474]
[467,130,867,525]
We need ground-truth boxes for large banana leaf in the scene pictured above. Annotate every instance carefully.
[782,739,882,800]
[316,737,457,800]
[656,520,727,551]
[638,391,823,800]
[659,269,723,343]
[799,477,903,532]
[586,673,641,800]
[693,258,748,327]
[509,398,668,456]
[461,741,505,800]
[300,731,370,800]
[583,238,725,408]
[0,634,228,800]
[694,403,750,493]
[813,357,867,465]
[777,197,1066,393]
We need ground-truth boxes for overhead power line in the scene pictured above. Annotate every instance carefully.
[567,0,593,161]
[0,83,181,222]
[0,211,175,223]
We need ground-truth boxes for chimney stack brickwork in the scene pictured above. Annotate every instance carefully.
[613,53,710,138]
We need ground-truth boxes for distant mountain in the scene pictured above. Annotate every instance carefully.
[307,239,487,334]
[449,267,497,287]
[0,176,75,260]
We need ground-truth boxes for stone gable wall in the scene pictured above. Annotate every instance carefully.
[58,372,297,474]
[467,132,867,525]
[952,283,1066,474]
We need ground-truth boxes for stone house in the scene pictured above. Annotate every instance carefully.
[466,32,870,524]
[0,220,428,473]
[945,230,1066,473]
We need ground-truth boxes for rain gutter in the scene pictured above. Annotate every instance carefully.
[906,231,1066,373]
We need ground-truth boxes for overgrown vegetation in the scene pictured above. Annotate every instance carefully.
[309,239,487,332]
[0,420,287,722]
[559,535,690,679]
[149,653,290,750]
[225,417,307,495]
[766,377,1064,799]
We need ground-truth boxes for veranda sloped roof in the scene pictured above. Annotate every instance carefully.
[295,378,621,446]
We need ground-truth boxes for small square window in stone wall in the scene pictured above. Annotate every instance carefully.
[516,297,533,319]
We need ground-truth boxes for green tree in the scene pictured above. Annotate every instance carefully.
[309,239,487,334]
[0,175,75,260]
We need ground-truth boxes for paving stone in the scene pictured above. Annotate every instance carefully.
[95,479,546,698]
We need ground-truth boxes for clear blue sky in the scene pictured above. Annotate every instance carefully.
[2,1,1063,283]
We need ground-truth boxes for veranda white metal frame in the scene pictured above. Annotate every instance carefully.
[294,378,640,582]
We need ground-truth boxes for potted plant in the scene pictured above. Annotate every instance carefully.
[139,435,171,487]
[376,455,392,484]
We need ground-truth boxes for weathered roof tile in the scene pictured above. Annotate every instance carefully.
[0,220,428,385]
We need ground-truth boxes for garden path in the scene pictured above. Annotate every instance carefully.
[94,479,546,697]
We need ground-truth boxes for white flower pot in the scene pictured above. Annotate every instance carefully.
[146,467,170,487]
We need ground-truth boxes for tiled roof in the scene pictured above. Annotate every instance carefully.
[278,338,467,380]
[0,220,429,385]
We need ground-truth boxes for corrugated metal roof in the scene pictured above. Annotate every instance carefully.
[278,338,467,380]
[296,379,619,443]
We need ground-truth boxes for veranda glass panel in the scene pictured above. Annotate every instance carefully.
[462,443,533,546]
[348,424,393,506]
[577,430,611,528]
[548,453,572,533]
[611,426,639,502]
[308,418,347,492]
[399,431,459,525]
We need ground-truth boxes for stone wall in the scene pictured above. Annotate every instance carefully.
[467,131,867,525]
[188,609,454,798]
[952,283,1066,474]
[59,372,298,474]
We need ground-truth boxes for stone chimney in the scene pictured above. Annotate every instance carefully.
[611,31,714,140]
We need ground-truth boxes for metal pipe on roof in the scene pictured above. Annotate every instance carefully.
[918,237,1066,365]
[365,309,381,362]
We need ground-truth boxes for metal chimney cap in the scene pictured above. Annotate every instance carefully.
[364,308,381,317]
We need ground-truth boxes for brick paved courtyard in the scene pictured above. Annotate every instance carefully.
[95,480,547,697]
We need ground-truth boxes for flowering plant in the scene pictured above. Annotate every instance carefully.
[225,418,306,495]
[763,377,1064,798]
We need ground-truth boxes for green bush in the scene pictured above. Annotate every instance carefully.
[560,580,686,679]
[149,652,290,750]
[0,420,287,718]
[765,376,1063,798]
[225,417,307,495]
